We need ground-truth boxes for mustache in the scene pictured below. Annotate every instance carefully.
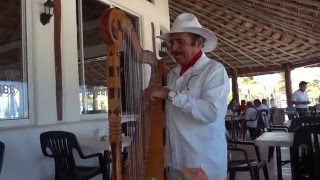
[171,51,183,56]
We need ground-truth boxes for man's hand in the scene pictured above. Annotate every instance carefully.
[297,101,311,105]
[142,84,169,101]
[304,101,311,104]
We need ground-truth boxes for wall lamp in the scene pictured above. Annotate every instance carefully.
[40,0,55,25]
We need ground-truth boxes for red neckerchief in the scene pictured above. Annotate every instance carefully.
[180,50,202,76]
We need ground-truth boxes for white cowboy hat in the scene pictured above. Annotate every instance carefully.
[157,13,217,52]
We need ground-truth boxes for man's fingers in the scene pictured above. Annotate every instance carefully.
[150,96,156,101]
[142,85,165,101]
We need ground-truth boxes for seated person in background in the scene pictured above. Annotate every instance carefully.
[245,99,269,139]
[261,98,269,108]
[261,98,271,116]
[228,98,238,112]
[292,81,310,117]
[238,100,248,113]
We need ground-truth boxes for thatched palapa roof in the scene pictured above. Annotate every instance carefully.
[169,0,320,76]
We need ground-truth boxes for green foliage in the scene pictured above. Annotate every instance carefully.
[278,73,285,92]
[307,79,320,103]
[240,76,258,85]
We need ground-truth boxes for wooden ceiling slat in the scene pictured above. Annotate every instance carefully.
[206,20,292,63]
[292,57,320,68]
[216,47,251,68]
[210,52,237,70]
[170,7,268,66]
[210,0,320,48]
[171,2,280,66]
[212,0,320,42]
[289,0,320,7]
[197,0,315,55]
[167,0,320,76]
[268,0,320,14]
[244,0,318,27]
[178,0,295,63]
[216,36,270,67]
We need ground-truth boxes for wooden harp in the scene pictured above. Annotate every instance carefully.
[101,8,166,180]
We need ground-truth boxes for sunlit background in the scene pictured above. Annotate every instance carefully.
[230,67,320,108]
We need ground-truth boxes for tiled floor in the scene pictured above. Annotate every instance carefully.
[229,144,292,180]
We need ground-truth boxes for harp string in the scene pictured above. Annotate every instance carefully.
[121,27,155,179]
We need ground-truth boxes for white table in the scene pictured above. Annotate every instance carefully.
[225,115,246,140]
[79,136,132,152]
[254,132,294,180]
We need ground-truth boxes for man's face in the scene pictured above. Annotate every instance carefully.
[168,32,202,66]
[299,84,307,92]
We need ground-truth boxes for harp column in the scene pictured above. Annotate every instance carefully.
[106,46,123,180]
[101,9,127,180]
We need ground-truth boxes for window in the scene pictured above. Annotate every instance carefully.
[77,0,110,115]
[0,0,29,120]
[77,0,140,115]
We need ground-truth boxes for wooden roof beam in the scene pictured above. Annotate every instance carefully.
[291,58,320,68]
[235,58,320,76]
[235,65,285,76]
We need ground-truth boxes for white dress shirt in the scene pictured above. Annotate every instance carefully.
[292,90,309,108]
[245,104,269,128]
[166,53,230,180]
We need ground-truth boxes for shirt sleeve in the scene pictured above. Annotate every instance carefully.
[291,91,298,102]
[171,64,230,124]
[245,108,257,121]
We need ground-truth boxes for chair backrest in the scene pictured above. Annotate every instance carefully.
[121,121,137,136]
[256,109,268,131]
[0,141,5,174]
[269,108,274,124]
[40,131,83,179]
[289,116,320,132]
[286,106,299,120]
[291,124,320,180]
[315,105,320,114]
[261,112,270,129]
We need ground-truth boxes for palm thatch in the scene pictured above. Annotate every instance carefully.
[169,0,320,76]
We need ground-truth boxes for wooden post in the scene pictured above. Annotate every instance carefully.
[284,64,292,106]
[54,0,62,121]
[231,70,239,104]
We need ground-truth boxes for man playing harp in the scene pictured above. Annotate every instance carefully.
[143,13,230,179]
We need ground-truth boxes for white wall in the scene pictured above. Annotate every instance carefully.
[0,120,108,180]
[0,0,169,179]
